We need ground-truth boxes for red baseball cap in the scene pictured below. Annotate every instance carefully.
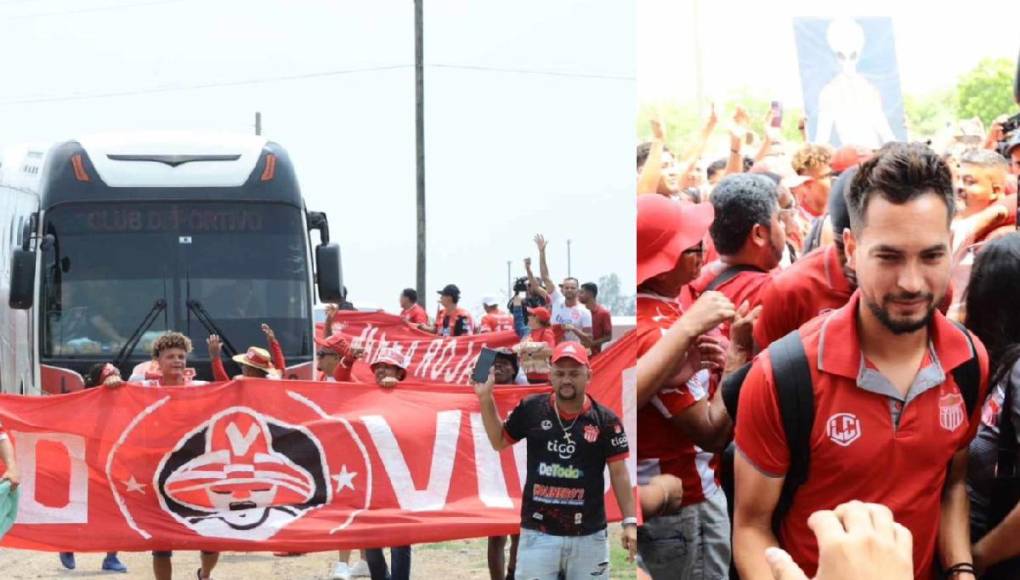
[528,306,551,323]
[314,334,350,357]
[551,341,590,367]
[637,195,713,285]
[831,145,872,174]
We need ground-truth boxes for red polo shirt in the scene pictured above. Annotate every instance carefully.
[637,293,721,506]
[735,292,989,579]
[754,245,852,349]
[754,246,955,350]
[589,304,613,355]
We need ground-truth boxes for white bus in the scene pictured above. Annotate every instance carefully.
[3,132,342,394]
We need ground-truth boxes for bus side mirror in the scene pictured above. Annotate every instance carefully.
[9,249,36,310]
[315,243,343,302]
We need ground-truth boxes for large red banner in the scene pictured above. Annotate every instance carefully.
[322,311,520,384]
[0,332,635,552]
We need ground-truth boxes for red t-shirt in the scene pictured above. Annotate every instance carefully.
[589,304,613,355]
[636,293,720,505]
[400,304,429,326]
[735,292,989,579]
[480,311,515,333]
[754,245,852,350]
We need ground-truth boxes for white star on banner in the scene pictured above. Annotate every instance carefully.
[332,465,357,492]
[124,476,146,494]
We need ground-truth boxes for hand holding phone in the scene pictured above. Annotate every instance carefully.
[472,347,499,384]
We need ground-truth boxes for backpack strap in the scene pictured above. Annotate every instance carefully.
[721,362,752,421]
[949,320,980,419]
[768,330,815,535]
[704,264,767,293]
[802,214,828,255]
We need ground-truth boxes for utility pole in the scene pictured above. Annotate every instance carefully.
[414,0,426,299]
[506,260,512,301]
[254,111,262,136]
[567,239,572,278]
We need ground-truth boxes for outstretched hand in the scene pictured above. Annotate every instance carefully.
[207,334,223,358]
[261,323,276,343]
[472,368,496,399]
[534,234,548,252]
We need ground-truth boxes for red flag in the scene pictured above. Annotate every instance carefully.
[0,331,636,552]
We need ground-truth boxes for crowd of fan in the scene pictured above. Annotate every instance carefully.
[636,106,1020,580]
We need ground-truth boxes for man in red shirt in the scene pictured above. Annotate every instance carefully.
[635,194,758,579]
[734,143,989,580]
[478,297,515,334]
[579,282,613,355]
[398,288,430,329]
[684,173,786,322]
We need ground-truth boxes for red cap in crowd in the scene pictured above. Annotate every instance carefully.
[315,334,350,357]
[831,145,872,174]
[371,348,409,371]
[551,341,590,367]
[637,195,713,285]
[528,306,551,323]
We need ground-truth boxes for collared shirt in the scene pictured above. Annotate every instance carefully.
[754,245,852,349]
[735,292,989,579]
[636,292,720,505]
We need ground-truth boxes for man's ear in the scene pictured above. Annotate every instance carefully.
[843,227,858,271]
[750,223,767,248]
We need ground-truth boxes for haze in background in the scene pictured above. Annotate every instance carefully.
[0,0,635,315]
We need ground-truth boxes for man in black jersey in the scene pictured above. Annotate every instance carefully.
[474,341,637,579]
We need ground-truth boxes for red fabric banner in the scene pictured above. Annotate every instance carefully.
[322,311,521,384]
[0,332,635,552]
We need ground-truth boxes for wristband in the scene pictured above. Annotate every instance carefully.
[621,516,638,527]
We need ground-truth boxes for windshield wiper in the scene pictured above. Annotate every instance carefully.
[114,299,167,367]
[186,299,239,358]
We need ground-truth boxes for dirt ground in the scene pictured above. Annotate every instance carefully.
[0,526,637,579]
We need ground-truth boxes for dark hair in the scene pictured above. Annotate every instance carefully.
[83,363,112,388]
[742,156,755,172]
[707,158,727,180]
[847,143,954,233]
[636,141,672,171]
[965,233,1020,387]
[401,288,418,303]
[562,277,580,287]
[709,173,779,255]
[581,282,598,297]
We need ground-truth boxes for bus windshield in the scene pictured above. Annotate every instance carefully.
[39,202,312,362]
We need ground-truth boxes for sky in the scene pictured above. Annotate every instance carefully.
[638,0,1019,107]
[0,0,635,315]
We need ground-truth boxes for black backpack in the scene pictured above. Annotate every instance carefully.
[703,265,767,293]
[720,322,981,537]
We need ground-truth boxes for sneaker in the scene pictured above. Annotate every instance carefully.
[331,561,352,580]
[59,552,76,570]
[350,559,370,578]
[102,554,128,573]
[196,569,213,580]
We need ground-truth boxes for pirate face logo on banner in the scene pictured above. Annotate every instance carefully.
[107,391,372,542]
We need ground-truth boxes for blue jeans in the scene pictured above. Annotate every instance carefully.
[365,546,411,580]
[511,304,529,338]
[515,527,610,580]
